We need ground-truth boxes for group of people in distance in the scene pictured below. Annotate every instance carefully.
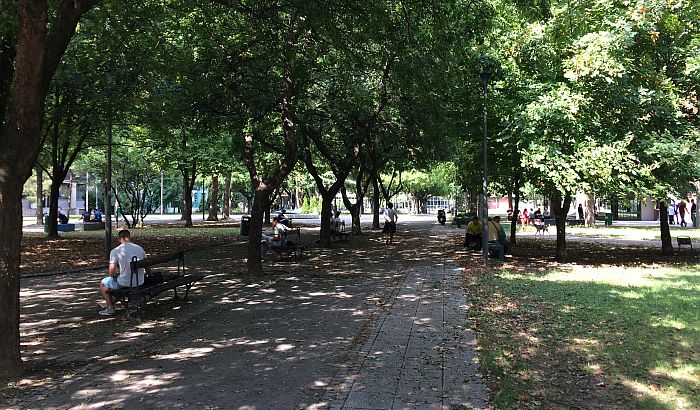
[506,207,550,230]
[80,208,103,223]
[463,215,510,256]
[667,198,696,227]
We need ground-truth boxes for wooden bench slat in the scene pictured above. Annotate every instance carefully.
[130,251,184,270]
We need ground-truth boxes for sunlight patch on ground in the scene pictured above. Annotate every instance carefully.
[620,377,693,409]
[539,265,686,287]
[651,364,699,385]
[155,347,215,360]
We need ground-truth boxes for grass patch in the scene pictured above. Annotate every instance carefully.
[467,264,700,408]
[564,226,699,241]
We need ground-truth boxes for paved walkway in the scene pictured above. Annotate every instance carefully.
[328,265,487,409]
[8,223,489,409]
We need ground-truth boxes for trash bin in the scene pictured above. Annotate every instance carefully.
[240,215,251,236]
[605,213,613,226]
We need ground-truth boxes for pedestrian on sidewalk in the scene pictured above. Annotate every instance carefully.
[382,202,398,244]
[668,201,676,225]
[678,200,688,227]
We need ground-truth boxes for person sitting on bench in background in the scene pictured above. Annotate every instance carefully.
[277,209,291,227]
[464,216,482,250]
[487,217,505,260]
[330,210,342,232]
[58,210,69,224]
[260,216,289,260]
[491,216,510,254]
[93,208,103,222]
[80,209,92,223]
[98,229,149,316]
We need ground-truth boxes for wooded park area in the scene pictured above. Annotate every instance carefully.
[1,0,698,388]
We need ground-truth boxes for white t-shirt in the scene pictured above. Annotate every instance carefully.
[383,208,397,223]
[109,242,147,287]
[668,204,676,216]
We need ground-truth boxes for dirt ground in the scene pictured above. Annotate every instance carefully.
[4,221,696,408]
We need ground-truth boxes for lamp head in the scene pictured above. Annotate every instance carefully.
[479,55,493,87]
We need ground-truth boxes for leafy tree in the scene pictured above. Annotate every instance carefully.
[0,0,101,382]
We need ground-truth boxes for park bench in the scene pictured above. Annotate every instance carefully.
[284,213,318,227]
[566,218,584,227]
[83,221,105,231]
[676,236,692,252]
[330,221,349,241]
[57,223,76,232]
[108,250,204,314]
[269,227,306,259]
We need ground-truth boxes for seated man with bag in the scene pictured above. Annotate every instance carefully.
[464,216,482,250]
[98,229,154,316]
[489,216,510,255]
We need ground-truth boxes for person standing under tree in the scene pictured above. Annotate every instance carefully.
[677,200,688,227]
[383,202,398,244]
[578,203,584,220]
[691,199,697,227]
[667,201,676,225]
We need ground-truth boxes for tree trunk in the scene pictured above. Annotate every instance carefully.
[207,173,219,221]
[507,189,513,211]
[35,167,44,225]
[222,171,231,219]
[0,177,24,381]
[551,192,573,261]
[0,0,100,382]
[247,188,270,275]
[659,200,673,256]
[318,192,336,247]
[586,193,596,227]
[181,160,196,227]
[510,171,521,246]
[372,176,380,229]
[46,177,64,239]
[341,186,363,234]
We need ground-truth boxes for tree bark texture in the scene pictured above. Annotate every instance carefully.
[181,159,196,228]
[659,200,673,255]
[35,166,44,224]
[586,193,596,227]
[246,188,269,275]
[0,0,101,381]
[372,176,380,229]
[222,172,231,219]
[207,173,219,221]
[510,171,521,246]
[551,192,572,262]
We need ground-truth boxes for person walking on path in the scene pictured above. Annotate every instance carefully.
[382,202,398,244]
[98,229,148,316]
[692,199,697,227]
[668,201,676,225]
[678,200,688,227]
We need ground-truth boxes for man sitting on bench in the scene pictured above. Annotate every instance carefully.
[98,229,150,316]
[260,217,289,260]
[464,216,482,250]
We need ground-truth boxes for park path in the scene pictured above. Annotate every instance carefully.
[6,221,488,409]
[327,264,487,409]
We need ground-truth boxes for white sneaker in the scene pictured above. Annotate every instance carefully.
[98,302,124,311]
[98,308,116,316]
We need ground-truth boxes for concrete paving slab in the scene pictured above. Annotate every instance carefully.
[327,265,488,409]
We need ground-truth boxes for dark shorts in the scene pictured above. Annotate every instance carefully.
[383,221,396,234]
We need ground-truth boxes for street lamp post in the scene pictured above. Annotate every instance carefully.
[480,57,492,264]
[105,73,113,258]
